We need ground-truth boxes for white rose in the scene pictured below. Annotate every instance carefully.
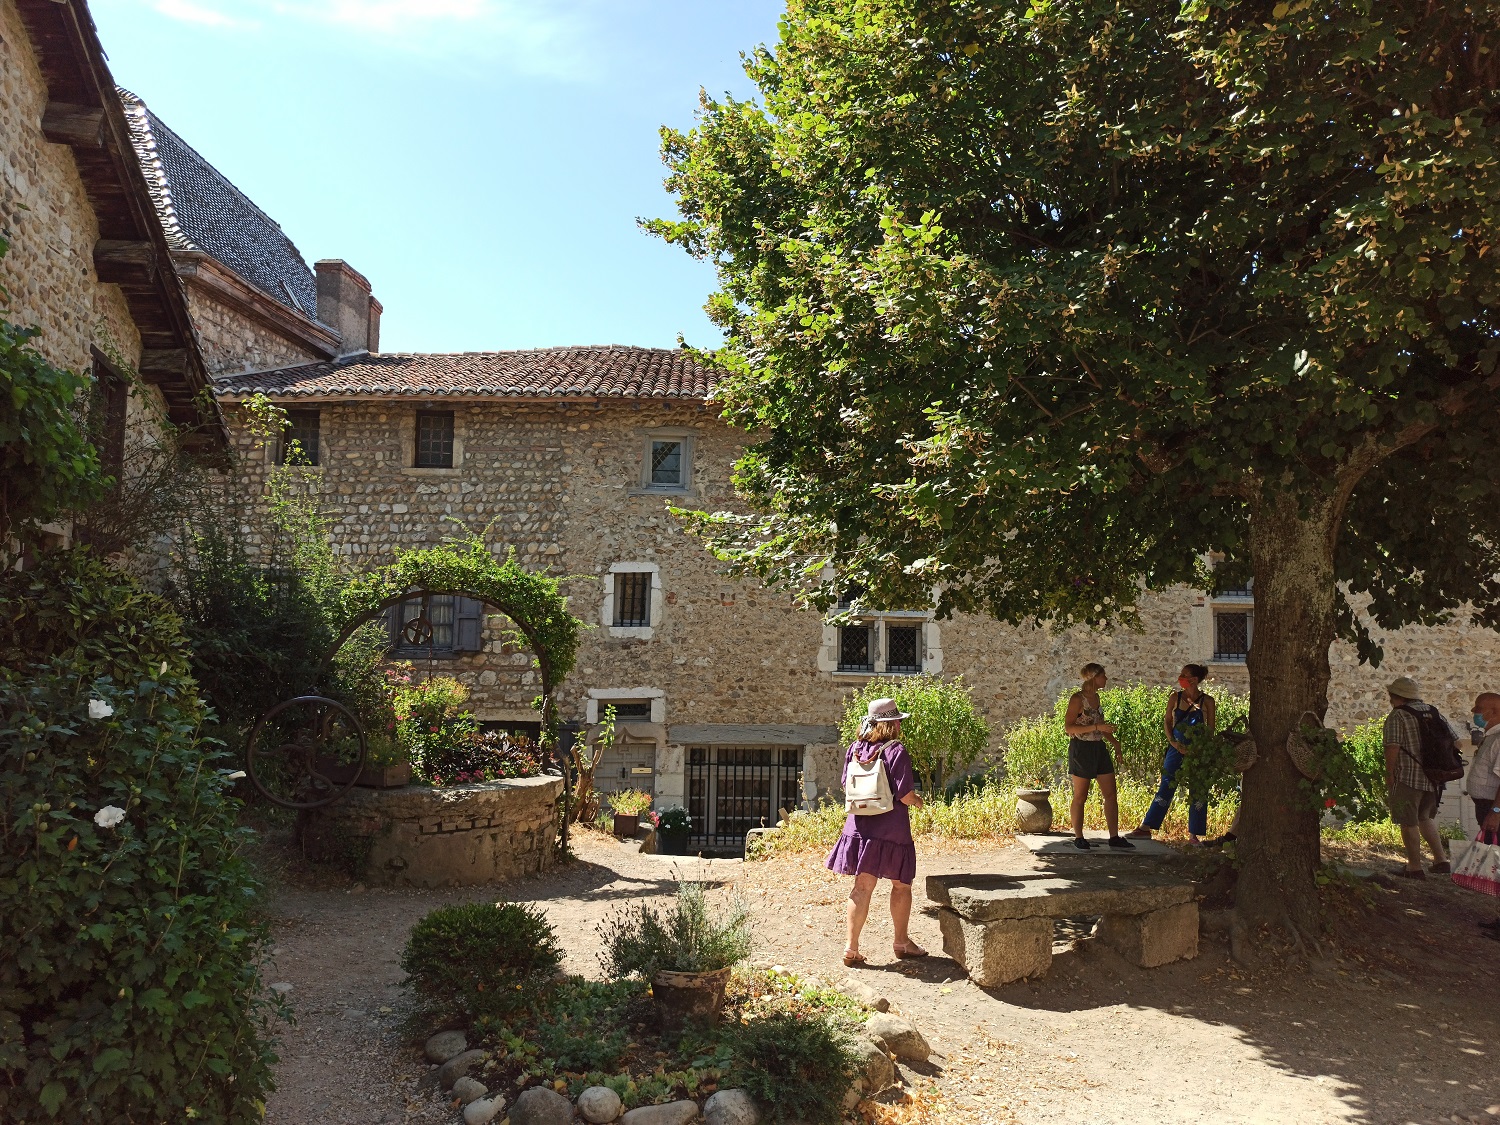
[88,699,114,720]
[94,805,126,829]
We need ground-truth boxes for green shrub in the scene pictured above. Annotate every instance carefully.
[393,675,481,782]
[838,674,990,792]
[722,1012,860,1125]
[0,549,278,1123]
[609,789,654,816]
[528,978,641,1072]
[401,901,562,1019]
[598,882,752,979]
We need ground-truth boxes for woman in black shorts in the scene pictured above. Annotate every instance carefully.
[1063,663,1133,850]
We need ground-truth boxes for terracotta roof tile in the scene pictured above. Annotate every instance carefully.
[212,347,717,400]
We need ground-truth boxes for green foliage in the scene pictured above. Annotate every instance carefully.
[1297,718,1390,824]
[837,674,990,791]
[1001,684,1249,791]
[401,901,562,1020]
[0,549,278,1122]
[526,978,640,1073]
[0,316,104,547]
[656,805,691,833]
[598,882,752,979]
[608,789,654,816]
[391,674,478,779]
[721,1012,859,1125]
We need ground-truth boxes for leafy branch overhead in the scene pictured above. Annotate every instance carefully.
[650,0,1500,653]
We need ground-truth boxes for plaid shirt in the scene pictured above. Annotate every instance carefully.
[1384,703,1438,792]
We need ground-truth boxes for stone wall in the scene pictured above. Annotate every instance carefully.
[185,286,325,377]
[303,775,563,887]
[216,396,1500,815]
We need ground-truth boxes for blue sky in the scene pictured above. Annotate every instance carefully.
[91,0,783,353]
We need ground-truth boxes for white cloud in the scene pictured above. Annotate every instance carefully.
[145,0,601,78]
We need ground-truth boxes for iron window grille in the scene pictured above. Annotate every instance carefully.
[838,623,875,672]
[604,700,653,720]
[649,439,683,487]
[415,410,455,468]
[687,745,802,853]
[886,625,922,673]
[613,572,652,627]
[1214,611,1252,662]
[279,409,320,466]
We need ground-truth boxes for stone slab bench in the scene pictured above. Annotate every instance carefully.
[925,868,1198,986]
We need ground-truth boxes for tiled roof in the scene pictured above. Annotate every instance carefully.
[213,347,718,400]
[119,88,323,321]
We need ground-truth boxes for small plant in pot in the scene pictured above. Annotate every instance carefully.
[597,881,751,1029]
[608,788,653,837]
[655,804,692,855]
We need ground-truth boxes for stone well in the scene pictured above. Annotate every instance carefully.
[303,776,564,887]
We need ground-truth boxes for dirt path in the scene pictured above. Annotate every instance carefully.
[261,832,1500,1125]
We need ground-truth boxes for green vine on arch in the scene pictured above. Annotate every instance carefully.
[331,536,583,757]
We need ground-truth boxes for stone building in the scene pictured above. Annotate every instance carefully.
[25,9,1483,844]
[1,0,227,553]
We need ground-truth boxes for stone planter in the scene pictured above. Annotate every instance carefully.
[613,813,639,838]
[657,827,691,855]
[1015,788,1054,833]
[652,967,730,1029]
[301,775,564,887]
[315,757,412,789]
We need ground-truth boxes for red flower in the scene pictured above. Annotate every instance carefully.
[1324,798,1337,808]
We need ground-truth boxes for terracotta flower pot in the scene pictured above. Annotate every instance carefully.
[1015,788,1054,833]
[652,966,731,1029]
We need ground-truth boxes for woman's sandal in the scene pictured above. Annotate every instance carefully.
[842,949,868,967]
[893,943,928,960]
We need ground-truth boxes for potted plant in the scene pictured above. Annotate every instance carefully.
[597,882,752,1028]
[315,733,412,789]
[609,789,653,838]
[655,805,692,855]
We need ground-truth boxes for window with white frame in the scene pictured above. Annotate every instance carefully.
[613,572,652,627]
[601,563,662,639]
[821,579,941,676]
[1213,610,1252,663]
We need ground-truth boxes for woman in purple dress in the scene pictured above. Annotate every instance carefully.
[826,698,927,967]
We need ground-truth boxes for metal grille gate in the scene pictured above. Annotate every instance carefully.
[687,745,802,853]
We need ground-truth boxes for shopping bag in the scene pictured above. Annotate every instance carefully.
[1452,829,1500,897]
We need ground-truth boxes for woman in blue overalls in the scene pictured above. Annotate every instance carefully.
[1128,664,1216,846]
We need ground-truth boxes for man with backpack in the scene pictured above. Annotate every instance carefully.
[1383,677,1464,878]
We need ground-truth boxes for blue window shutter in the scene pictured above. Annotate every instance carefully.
[455,597,485,652]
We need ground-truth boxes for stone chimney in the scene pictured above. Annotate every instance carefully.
[315,259,381,355]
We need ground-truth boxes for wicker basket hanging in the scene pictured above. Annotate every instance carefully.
[1220,720,1259,773]
[1284,710,1326,781]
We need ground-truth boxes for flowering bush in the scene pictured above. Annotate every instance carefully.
[0,549,277,1122]
[608,789,654,816]
[391,674,479,781]
[425,731,544,787]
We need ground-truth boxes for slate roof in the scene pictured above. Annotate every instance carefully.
[119,88,323,321]
[213,347,718,400]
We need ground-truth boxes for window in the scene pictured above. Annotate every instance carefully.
[607,700,653,720]
[887,626,922,673]
[613,571,652,628]
[1214,611,1252,663]
[650,439,683,487]
[838,623,875,672]
[278,409,320,466]
[415,410,454,468]
[389,594,485,655]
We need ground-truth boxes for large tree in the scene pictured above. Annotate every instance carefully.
[651,0,1500,948]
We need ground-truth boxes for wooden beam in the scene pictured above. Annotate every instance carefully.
[93,239,156,283]
[41,101,104,148]
[138,348,188,383]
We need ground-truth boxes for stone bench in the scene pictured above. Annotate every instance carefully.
[925,868,1198,986]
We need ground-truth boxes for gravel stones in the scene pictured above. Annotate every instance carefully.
[436,1048,486,1089]
[619,1099,701,1125]
[704,1088,760,1125]
[462,1095,506,1125]
[424,1030,468,1064]
[577,1085,624,1122]
[452,1075,488,1105]
[865,1013,931,1063]
[510,1085,574,1125]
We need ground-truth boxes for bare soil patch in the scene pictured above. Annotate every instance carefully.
[257,828,1500,1125]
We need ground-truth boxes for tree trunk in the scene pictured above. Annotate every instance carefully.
[1235,489,1338,953]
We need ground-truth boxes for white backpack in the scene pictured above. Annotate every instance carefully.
[845,747,894,815]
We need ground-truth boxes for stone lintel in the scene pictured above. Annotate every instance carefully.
[926,870,1194,923]
[668,723,838,746]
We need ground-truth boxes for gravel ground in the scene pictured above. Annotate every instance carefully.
[261,830,1500,1125]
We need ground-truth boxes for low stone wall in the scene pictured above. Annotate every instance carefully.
[304,776,563,888]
